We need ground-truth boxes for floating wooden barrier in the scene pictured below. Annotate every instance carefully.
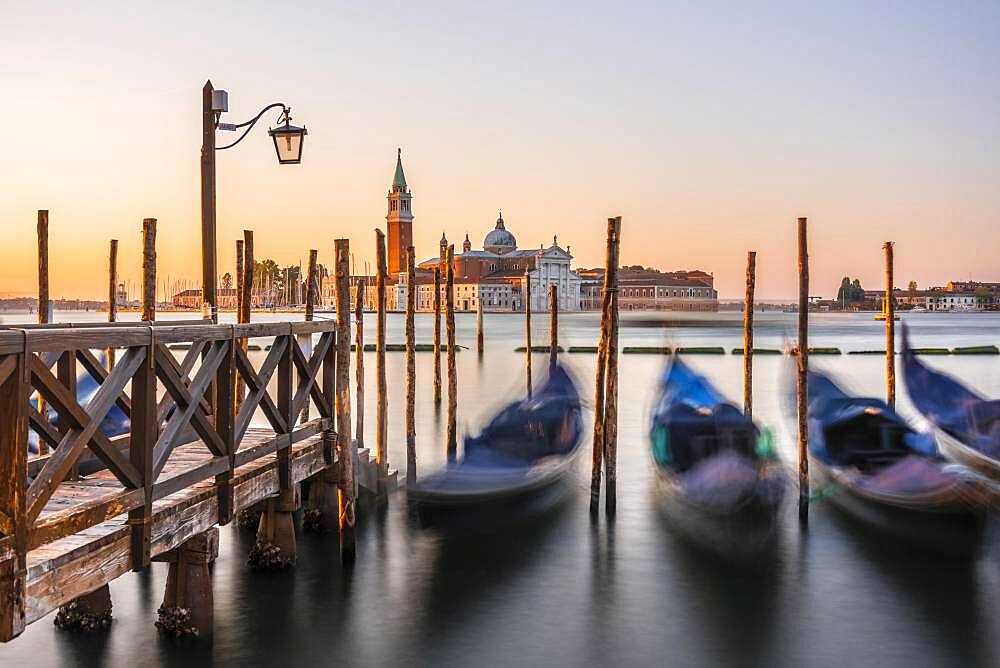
[808,347,841,355]
[848,350,885,355]
[568,346,598,353]
[731,348,781,355]
[622,346,671,354]
[514,346,565,353]
[675,346,726,354]
[953,345,999,355]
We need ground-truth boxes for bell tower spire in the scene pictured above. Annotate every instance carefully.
[386,148,413,275]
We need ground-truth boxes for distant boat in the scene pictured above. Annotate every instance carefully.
[874,299,900,321]
[902,326,1000,488]
[409,362,583,529]
[792,367,985,554]
[649,358,785,557]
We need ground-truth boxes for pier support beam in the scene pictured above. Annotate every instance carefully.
[249,487,299,570]
[155,528,218,638]
[54,584,112,632]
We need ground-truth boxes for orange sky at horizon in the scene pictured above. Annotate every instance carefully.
[2,2,997,302]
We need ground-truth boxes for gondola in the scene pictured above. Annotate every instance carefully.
[799,366,985,554]
[902,326,1000,486]
[649,359,785,557]
[409,362,583,529]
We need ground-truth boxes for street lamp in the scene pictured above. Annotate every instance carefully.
[199,80,308,321]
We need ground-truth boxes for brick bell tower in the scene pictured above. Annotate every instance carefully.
[386,148,413,275]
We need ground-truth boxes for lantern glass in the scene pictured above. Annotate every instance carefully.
[269,124,307,164]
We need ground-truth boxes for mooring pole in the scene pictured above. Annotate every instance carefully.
[743,251,756,418]
[242,231,254,324]
[375,229,389,498]
[235,239,246,403]
[200,80,218,322]
[36,210,50,455]
[796,217,810,525]
[354,276,365,453]
[603,217,622,516]
[107,239,118,370]
[37,210,49,326]
[433,266,442,404]
[590,217,620,516]
[445,245,458,463]
[405,246,417,486]
[549,285,558,369]
[301,249,318,423]
[476,297,484,356]
[884,241,895,408]
[525,271,533,397]
[334,239,355,563]
[142,219,157,322]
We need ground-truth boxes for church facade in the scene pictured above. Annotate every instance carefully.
[379,151,583,312]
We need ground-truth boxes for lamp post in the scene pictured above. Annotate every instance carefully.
[200,80,308,322]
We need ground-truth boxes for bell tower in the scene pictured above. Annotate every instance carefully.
[386,148,413,275]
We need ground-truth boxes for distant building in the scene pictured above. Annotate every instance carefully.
[351,151,583,312]
[172,288,237,309]
[578,267,718,311]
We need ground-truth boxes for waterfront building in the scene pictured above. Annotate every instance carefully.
[414,214,583,312]
[173,288,237,309]
[579,267,718,311]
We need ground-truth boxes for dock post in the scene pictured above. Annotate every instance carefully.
[334,239,356,563]
[446,245,458,462]
[375,229,389,500]
[743,251,756,417]
[155,528,219,637]
[549,285,558,369]
[603,218,621,516]
[354,275,365,452]
[476,296,484,356]
[36,210,49,455]
[0,349,29,641]
[525,270,533,397]
[433,266,442,404]
[406,246,417,486]
[107,239,118,370]
[54,584,112,632]
[200,80,218,323]
[796,217,810,524]
[590,217,620,516]
[884,241,895,408]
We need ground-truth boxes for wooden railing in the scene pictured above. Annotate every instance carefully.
[0,320,338,639]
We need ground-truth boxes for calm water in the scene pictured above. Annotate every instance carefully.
[1,310,999,667]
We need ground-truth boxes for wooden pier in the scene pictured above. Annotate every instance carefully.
[0,320,394,641]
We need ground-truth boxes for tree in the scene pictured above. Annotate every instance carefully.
[221,272,232,291]
[907,280,917,296]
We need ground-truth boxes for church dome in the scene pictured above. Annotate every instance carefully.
[484,212,516,253]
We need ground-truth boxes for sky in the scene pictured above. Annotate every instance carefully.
[1,1,997,300]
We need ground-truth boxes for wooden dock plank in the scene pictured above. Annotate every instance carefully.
[19,426,395,625]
